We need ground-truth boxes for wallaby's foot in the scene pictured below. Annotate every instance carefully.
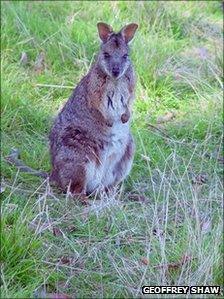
[104,186,117,196]
[72,193,89,206]
[80,194,90,206]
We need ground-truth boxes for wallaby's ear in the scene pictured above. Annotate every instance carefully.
[97,22,113,43]
[120,23,138,43]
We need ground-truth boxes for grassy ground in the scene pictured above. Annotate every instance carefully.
[1,1,223,298]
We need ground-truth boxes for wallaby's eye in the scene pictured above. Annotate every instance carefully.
[104,52,110,59]
[123,54,128,59]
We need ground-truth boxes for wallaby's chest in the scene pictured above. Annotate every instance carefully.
[102,80,130,121]
[86,78,132,193]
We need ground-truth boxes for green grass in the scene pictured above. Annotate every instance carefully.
[1,1,223,298]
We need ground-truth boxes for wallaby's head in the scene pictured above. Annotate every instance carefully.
[97,22,138,79]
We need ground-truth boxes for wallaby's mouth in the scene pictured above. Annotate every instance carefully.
[112,71,119,78]
[112,67,120,78]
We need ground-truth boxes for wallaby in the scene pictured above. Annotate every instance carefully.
[6,23,138,200]
[50,22,138,198]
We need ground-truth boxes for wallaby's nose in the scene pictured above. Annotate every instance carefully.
[112,66,120,77]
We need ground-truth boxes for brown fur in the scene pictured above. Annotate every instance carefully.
[49,23,138,197]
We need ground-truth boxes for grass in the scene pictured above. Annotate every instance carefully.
[1,1,223,298]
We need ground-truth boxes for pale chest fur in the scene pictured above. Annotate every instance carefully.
[86,123,130,193]
[101,79,130,123]
[86,80,132,193]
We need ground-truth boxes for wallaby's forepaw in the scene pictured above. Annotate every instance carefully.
[105,119,113,127]
[121,111,130,123]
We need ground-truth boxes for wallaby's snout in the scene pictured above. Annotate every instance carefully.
[97,22,138,79]
[112,65,120,78]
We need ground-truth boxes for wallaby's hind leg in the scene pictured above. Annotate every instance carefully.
[51,161,92,205]
[50,148,87,196]
[70,166,86,195]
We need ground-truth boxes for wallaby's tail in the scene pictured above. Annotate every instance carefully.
[5,148,48,179]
